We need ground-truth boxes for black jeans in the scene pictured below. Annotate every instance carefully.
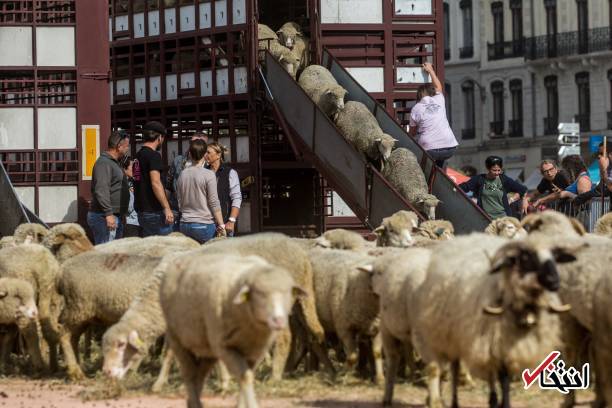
[427,146,457,169]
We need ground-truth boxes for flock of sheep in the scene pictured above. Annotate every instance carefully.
[259,21,440,219]
[0,210,611,407]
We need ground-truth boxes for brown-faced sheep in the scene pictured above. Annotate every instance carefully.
[42,223,94,263]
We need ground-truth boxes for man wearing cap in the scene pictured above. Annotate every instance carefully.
[133,121,174,236]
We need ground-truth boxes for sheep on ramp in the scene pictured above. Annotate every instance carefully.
[258,23,300,79]
[276,21,309,71]
[298,65,347,120]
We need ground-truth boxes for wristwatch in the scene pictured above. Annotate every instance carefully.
[228,216,237,223]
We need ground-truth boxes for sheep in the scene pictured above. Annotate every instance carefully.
[276,21,309,71]
[485,216,527,239]
[594,212,612,237]
[0,277,38,371]
[308,248,381,381]
[382,147,439,219]
[57,251,163,380]
[94,235,199,256]
[258,24,300,79]
[0,236,16,249]
[414,220,454,241]
[0,244,62,372]
[335,101,397,169]
[315,228,368,251]
[13,223,48,244]
[298,65,347,120]
[42,223,94,263]
[160,253,302,408]
[374,210,420,248]
[521,210,586,239]
[411,234,577,408]
[197,232,325,380]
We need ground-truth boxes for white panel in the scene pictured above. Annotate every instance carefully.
[108,18,113,41]
[180,72,195,89]
[133,13,145,38]
[164,9,177,34]
[236,136,249,163]
[116,79,130,96]
[36,27,75,66]
[148,11,160,36]
[236,201,251,233]
[232,0,246,24]
[166,140,179,165]
[135,77,147,102]
[38,186,78,223]
[215,0,227,26]
[0,27,32,66]
[396,67,430,84]
[115,15,129,31]
[218,136,231,162]
[199,2,212,29]
[395,0,432,15]
[166,74,178,100]
[332,191,356,216]
[0,108,34,150]
[200,70,213,96]
[149,76,161,101]
[216,68,229,95]
[321,0,383,24]
[37,108,76,149]
[180,5,196,31]
[346,67,385,93]
[15,187,35,213]
[234,66,248,94]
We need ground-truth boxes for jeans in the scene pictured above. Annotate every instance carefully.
[138,211,174,237]
[180,222,216,244]
[427,146,457,169]
[87,211,123,244]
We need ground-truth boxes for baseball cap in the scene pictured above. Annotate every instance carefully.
[142,121,167,136]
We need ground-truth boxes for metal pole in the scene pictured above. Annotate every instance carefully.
[602,136,607,217]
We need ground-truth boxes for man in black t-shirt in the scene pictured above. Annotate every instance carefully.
[531,159,570,208]
[133,121,174,237]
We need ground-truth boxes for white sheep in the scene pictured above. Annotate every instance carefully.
[160,253,302,408]
[521,210,586,239]
[13,223,49,244]
[382,148,439,219]
[594,212,612,237]
[258,23,300,78]
[335,101,397,169]
[411,234,576,408]
[298,65,347,120]
[374,210,420,248]
[42,223,94,263]
[414,220,454,241]
[315,228,368,251]
[57,251,163,380]
[276,21,309,71]
[485,216,527,239]
[94,235,199,256]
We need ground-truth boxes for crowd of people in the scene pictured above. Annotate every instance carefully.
[87,121,242,245]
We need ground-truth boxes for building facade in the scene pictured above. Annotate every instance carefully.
[445,0,612,183]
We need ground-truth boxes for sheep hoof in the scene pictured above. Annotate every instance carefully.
[151,381,163,393]
[67,367,86,382]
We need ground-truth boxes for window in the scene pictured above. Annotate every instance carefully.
[509,79,523,137]
[544,75,558,134]
[491,81,504,135]
[575,72,590,131]
[460,0,473,58]
[445,83,452,126]
[462,81,476,139]
[444,2,450,60]
[544,0,557,57]
[510,0,523,56]
[577,0,588,53]
[492,2,504,44]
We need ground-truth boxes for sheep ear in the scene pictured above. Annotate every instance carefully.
[357,264,374,274]
[325,89,334,95]
[233,285,250,304]
[551,243,585,264]
[315,237,331,248]
[374,137,382,143]
[292,286,308,299]
[373,226,385,236]
[128,330,145,351]
[393,138,399,142]
[278,55,285,62]
[569,218,587,236]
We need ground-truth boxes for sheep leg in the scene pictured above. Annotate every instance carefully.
[298,298,325,344]
[382,331,401,406]
[450,360,460,408]
[219,348,258,408]
[0,328,17,374]
[216,361,231,394]
[21,320,47,372]
[488,377,499,408]
[271,326,291,381]
[372,332,384,385]
[425,361,443,408]
[167,334,212,408]
[152,343,174,393]
[498,366,510,408]
[58,328,85,381]
[338,328,358,369]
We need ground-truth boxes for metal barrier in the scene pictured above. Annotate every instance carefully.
[545,198,610,232]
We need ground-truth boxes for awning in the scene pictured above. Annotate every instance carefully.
[445,167,470,184]
[504,168,524,181]
[524,169,543,191]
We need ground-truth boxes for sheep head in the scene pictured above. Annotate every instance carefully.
[375,134,397,163]
[277,50,300,79]
[42,223,94,262]
[521,211,586,238]
[416,220,454,240]
[102,327,147,380]
[375,210,419,248]
[485,240,579,328]
[594,212,612,237]
[13,223,49,245]
[323,85,347,118]
[276,22,303,49]
[485,217,527,239]
[0,277,37,328]
[415,194,440,220]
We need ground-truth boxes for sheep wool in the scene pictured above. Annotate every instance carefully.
[298,65,347,120]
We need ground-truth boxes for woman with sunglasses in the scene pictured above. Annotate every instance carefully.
[459,155,529,219]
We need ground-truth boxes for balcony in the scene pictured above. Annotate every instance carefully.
[574,114,591,132]
[487,39,525,60]
[525,26,611,60]
[461,128,475,140]
[543,117,558,135]
[459,46,474,59]
[608,111,612,130]
[490,121,504,136]
[508,119,523,137]
[444,48,450,60]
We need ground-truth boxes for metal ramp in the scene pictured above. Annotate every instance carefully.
[261,51,490,234]
[0,161,48,237]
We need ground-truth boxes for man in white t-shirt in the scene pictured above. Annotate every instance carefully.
[408,63,458,169]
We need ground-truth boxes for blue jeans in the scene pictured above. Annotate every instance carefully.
[87,211,123,244]
[427,146,457,169]
[138,211,174,237]
[180,222,216,244]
